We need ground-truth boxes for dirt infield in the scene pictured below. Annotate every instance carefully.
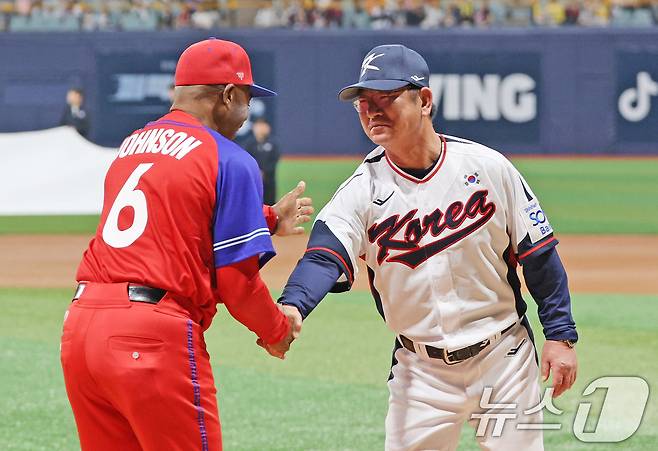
[0,234,656,294]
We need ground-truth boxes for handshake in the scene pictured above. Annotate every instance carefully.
[257,304,303,360]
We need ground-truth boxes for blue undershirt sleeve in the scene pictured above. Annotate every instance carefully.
[278,220,354,318]
[278,253,342,319]
[522,246,578,342]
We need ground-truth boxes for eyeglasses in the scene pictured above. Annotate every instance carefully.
[352,87,417,113]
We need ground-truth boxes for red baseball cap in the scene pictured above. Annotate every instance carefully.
[174,38,276,97]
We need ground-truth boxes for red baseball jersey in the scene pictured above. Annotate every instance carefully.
[77,110,274,329]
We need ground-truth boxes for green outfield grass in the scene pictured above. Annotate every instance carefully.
[0,215,100,235]
[1,288,656,450]
[1,157,657,235]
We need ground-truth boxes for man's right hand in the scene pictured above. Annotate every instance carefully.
[271,181,314,236]
[257,304,302,359]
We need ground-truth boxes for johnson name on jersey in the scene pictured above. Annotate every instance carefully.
[77,111,273,330]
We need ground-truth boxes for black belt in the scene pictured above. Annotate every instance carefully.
[399,321,517,365]
[73,283,166,305]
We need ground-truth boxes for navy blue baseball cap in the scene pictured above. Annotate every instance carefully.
[338,44,430,101]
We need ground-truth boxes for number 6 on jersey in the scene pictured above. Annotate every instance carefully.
[102,163,154,248]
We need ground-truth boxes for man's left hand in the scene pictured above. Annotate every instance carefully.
[541,340,578,398]
[272,181,314,236]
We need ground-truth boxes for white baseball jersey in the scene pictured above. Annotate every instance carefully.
[316,134,557,349]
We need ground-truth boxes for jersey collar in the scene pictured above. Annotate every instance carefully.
[384,134,447,184]
[147,109,206,129]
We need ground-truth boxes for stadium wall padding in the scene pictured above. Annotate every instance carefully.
[0,127,116,214]
[1,29,657,155]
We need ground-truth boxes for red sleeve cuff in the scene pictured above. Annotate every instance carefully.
[306,246,354,284]
[518,236,557,260]
[262,205,278,235]
[262,315,291,345]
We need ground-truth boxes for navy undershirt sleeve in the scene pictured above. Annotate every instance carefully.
[522,246,578,342]
[278,221,354,318]
[278,252,342,319]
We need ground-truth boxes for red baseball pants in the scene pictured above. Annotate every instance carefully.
[60,282,221,451]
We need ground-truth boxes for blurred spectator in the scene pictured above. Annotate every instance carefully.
[60,87,90,138]
[610,0,655,26]
[546,0,567,24]
[368,2,395,29]
[457,0,476,24]
[254,0,285,27]
[403,0,426,26]
[508,0,533,26]
[342,0,371,27]
[286,0,310,28]
[488,0,509,24]
[633,0,655,26]
[191,3,221,29]
[0,0,654,30]
[564,0,580,24]
[15,0,31,16]
[81,4,112,31]
[443,1,462,25]
[158,3,175,29]
[243,118,280,206]
[579,0,610,25]
[474,0,493,25]
[318,0,343,27]
[534,0,566,25]
[420,0,445,28]
[175,3,193,28]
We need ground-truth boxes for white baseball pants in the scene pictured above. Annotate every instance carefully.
[386,322,543,451]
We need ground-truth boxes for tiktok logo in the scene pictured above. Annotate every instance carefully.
[618,71,658,122]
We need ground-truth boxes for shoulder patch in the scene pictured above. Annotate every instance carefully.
[520,200,553,243]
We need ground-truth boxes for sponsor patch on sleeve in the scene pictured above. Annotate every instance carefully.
[520,200,553,243]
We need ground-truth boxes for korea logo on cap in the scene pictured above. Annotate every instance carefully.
[339,44,431,101]
[361,52,385,78]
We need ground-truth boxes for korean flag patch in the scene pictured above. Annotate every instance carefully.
[520,200,553,243]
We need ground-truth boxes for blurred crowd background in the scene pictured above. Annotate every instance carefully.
[0,0,656,32]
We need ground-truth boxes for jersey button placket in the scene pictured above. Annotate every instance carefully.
[420,183,447,340]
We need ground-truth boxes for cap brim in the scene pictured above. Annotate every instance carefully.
[338,80,410,101]
[250,84,277,97]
